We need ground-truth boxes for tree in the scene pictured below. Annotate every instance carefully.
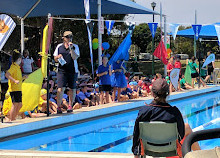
[131,23,161,54]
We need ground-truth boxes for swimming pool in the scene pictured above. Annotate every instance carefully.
[0,91,219,153]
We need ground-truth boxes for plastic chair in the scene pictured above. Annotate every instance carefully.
[139,121,179,157]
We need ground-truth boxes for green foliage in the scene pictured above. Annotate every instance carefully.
[131,23,161,54]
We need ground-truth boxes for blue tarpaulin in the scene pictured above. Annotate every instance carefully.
[176,23,220,39]
[108,33,131,65]
[0,0,158,18]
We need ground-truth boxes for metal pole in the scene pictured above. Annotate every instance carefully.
[152,7,155,75]
[194,10,197,57]
[46,13,51,117]
[98,0,102,66]
[21,18,25,54]
[164,16,167,76]
[198,38,202,88]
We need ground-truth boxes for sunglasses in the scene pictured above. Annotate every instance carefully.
[65,35,73,39]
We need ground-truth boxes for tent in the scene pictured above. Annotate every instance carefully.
[176,23,220,39]
[0,0,158,18]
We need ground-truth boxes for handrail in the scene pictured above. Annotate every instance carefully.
[182,128,220,157]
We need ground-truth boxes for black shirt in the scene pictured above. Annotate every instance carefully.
[58,44,75,73]
[132,102,185,155]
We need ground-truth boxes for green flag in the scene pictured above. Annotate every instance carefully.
[184,65,192,85]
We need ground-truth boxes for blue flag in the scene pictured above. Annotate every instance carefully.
[170,23,180,40]
[148,23,158,38]
[109,33,131,65]
[192,24,202,40]
[105,20,115,35]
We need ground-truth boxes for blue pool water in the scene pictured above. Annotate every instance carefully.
[0,91,219,153]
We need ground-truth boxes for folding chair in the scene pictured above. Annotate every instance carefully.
[139,121,179,157]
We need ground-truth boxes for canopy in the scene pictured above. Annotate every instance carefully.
[176,23,220,39]
[0,0,158,18]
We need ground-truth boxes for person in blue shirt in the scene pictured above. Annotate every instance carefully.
[97,54,112,104]
[112,60,127,102]
[78,85,95,107]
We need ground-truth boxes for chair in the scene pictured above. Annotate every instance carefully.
[139,121,179,157]
[182,128,220,158]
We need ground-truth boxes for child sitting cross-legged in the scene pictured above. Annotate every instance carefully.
[39,89,58,114]
[129,81,139,99]
[78,84,95,107]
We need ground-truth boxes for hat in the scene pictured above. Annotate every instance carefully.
[165,76,169,80]
[40,89,47,96]
[63,31,73,37]
[129,81,138,86]
[152,78,169,97]
[101,53,110,58]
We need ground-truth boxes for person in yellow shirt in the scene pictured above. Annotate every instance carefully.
[39,89,57,114]
[5,50,22,121]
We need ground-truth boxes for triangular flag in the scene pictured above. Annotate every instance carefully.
[105,20,115,35]
[0,14,16,51]
[170,68,180,90]
[148,23,158,38]
[202,54,215,68]
[170,23,180,40]
[214,25,220,46]
[153,40,168,65]
[192,24,202,40]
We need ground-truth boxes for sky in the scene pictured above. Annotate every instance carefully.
[127,0,220,26]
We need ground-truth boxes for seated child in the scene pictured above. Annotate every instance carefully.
[39,89,58,114]
[180,74,193,90]
[165,76,170,85]
[129,81,139,99]
[78,85,95,107]
[92,83,100,105]
[120,88,130,101]
[72,88,83,110]
[141,78,151,97]
[24,106,46,118]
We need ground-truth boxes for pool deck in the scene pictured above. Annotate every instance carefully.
[0,85,219,158]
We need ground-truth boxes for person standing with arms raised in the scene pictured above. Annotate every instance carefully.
[54,31,80,114]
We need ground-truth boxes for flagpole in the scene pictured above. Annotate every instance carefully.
[98,0,102,66]
[194,10,197,57]
[151,2,156,75]
[164,15,167,76]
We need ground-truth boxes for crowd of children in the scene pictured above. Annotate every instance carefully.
[2,50,214,122]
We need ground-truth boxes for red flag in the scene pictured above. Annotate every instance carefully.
[153,40,168,65]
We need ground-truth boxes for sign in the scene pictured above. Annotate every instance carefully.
[99,17,104,34]
[162,35,170,48]
[202,54,215,68]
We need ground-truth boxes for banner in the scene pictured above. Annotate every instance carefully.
[184,65,192,85]
[84,0,94,76]
[148,23,158,38]
[214,25,220,46]
[202,54,215,68]
[170,23,180,40]
[192,24,202,40]
[105,20,115,35]
[0,14,16,51]
[170,68,180,90]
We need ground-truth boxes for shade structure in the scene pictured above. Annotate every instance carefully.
[0,0,158,18]
[176,23,220,39]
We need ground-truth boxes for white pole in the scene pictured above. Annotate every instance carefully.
[164,16,167,76]
[21,18,25,54]
[98,0,102,66]
[194,10,197,57]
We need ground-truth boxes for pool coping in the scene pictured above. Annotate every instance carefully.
[0,85,219,140]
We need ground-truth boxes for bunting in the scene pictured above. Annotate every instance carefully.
[170,23,180,40]
[105,20,115,35]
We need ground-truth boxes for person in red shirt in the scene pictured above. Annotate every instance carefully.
[175,55,182,91]
[167,57,175,77]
